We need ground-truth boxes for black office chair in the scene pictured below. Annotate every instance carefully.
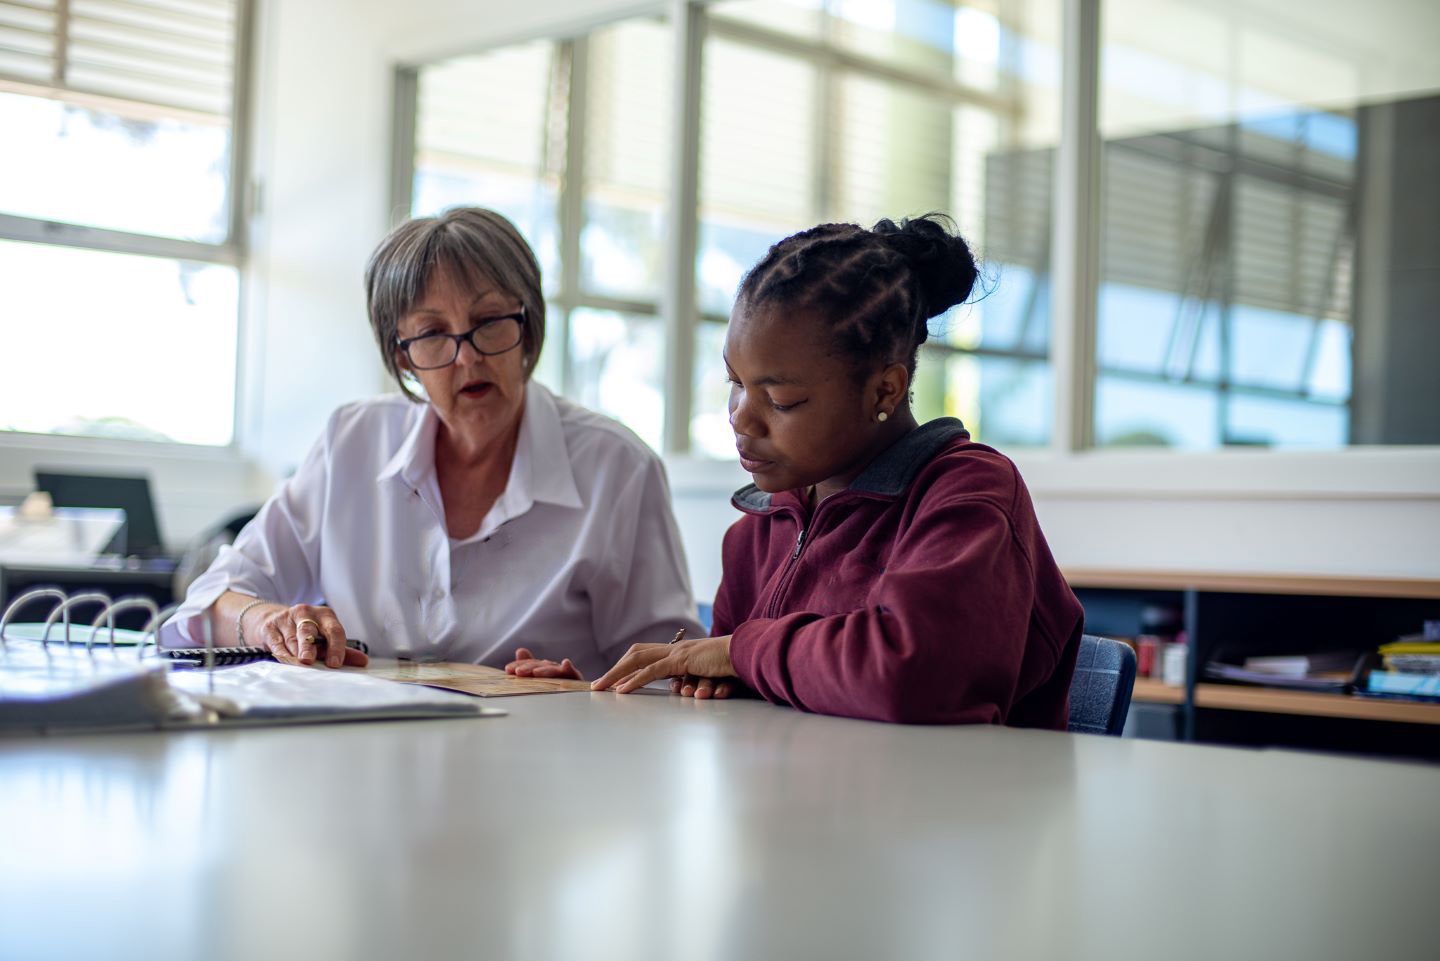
[1067,634,1137,736]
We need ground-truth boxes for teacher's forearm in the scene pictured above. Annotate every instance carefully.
[203,590,285,647]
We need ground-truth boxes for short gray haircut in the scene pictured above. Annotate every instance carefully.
[364,207,546,402]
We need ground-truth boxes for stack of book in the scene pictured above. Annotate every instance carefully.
[1365,632,1440,699]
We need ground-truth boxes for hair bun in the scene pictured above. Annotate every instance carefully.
[872,214,979,321]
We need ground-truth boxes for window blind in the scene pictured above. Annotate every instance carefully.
[700,37,817,229]
[983,127,1352,327]
[0,0,237,118]
[415,40,564,181]
[585,19,670,203]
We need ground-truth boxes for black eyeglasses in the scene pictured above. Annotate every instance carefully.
[396,307,526,370]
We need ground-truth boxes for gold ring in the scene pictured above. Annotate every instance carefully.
[295,618,321,633]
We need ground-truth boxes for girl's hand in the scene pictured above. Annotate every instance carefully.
[669,675,736,699]
[505,647,583,680]
[591,635,735,694]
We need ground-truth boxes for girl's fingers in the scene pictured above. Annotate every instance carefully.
[593,645,666,691]
[614,656,680,694]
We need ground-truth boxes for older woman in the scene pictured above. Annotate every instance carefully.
[168,207,702,678]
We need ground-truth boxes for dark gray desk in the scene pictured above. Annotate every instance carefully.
[1,690,1436,960]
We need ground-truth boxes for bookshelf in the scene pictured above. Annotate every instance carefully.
[1067,569,1440,760]
[1191,684,1440,725]
[1131,677,1185,705]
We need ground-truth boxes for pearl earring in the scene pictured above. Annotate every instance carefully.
[877,411,889,423]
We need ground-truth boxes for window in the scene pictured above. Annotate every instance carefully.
[0,0,249,446]
[404,1,1059,456]
[1095,0,1440,449]
[694,0,1063,455]
[408,18,672,451]
[399,0,1437,459]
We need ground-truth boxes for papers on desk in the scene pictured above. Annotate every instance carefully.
[167,662,501,724]
[1,635,501,735]
[0,642,180,732]
[362,659,593,697]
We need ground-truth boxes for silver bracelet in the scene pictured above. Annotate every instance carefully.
[235,598,269,646]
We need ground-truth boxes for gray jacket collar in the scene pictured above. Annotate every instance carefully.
[733,417,970,512]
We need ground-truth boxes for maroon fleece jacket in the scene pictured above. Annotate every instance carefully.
[714,419,1083,726]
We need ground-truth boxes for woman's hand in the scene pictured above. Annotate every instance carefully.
[505,647,583,680]
[591,635,735,695]
[248,602,368,669]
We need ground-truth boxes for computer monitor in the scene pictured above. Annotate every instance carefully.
[34,471,166,557]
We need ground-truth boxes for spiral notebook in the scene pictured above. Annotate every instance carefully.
[159,639,368,666]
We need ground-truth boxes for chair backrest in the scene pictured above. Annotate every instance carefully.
[1067,634,1137,736]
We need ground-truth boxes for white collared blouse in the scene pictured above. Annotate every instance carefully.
[169,383,702,677]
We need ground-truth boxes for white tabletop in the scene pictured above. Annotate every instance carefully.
[2,689,1437,961]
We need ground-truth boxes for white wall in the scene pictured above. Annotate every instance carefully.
[668,448,1440,604]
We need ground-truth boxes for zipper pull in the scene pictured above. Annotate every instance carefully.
[792,526,807,559]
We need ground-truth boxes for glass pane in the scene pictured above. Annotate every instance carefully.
[913,349,1052,447]
[689,321,734,458]
[709,0,824,39]
[698,38,817,316]
[1095,375,1219,450]
[698,0,1060,448]
[1227,394,1347,449]
[830,0,965,80]
[830,74,955,228]
[567,307,664,451]
[1096,0,1440,447]
[0,241,237,445]
[412,41,563,289]
[581,18,672,301]
[0,91,230,243]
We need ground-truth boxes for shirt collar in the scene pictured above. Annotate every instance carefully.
[509,382,583,511]
[375,383,583,517]
[376,399,439,487]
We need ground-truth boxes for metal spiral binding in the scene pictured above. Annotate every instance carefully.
[0,589,181,663]
[43,593,112,644]
[0,588,70,649]
[88,597,161,651]
[140,603,183,661]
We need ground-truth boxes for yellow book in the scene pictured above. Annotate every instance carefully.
[1377,641,1440,655]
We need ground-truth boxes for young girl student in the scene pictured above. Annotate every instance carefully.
[592,215,1084,726]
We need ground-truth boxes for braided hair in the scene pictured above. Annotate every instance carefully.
[736,213,979,380]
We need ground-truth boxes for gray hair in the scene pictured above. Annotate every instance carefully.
[364,207,546,402]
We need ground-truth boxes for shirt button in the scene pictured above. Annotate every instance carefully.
[432,588,444,601]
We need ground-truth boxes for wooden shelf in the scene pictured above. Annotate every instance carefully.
[1131,678,1185,704]
[1193,683,1440,725]
[1065,568,1440,599]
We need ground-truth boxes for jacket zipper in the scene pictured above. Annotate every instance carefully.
[751,489,875,620]
[762,514,813,620]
